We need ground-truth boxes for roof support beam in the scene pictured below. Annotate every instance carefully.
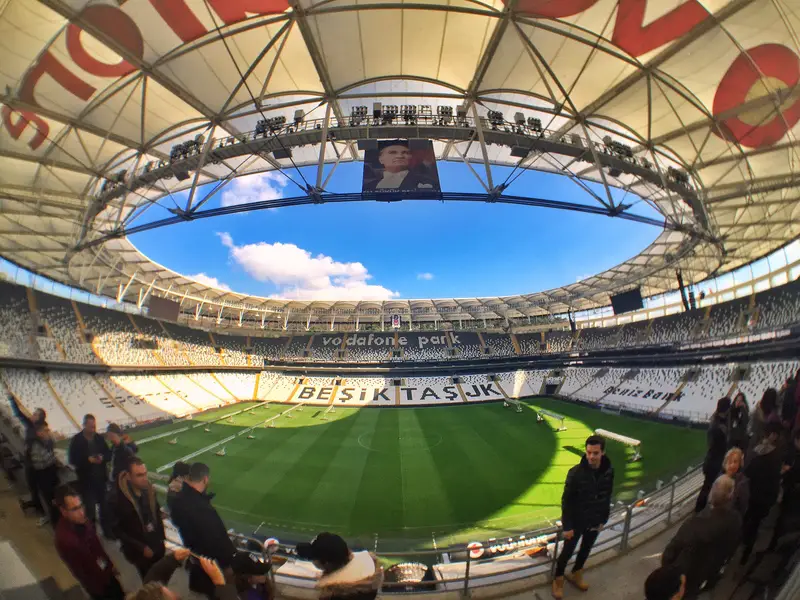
[470,105,494,191]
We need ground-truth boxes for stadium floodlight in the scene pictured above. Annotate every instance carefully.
[487,110,504,128]
[437,105,453,125]
[350,105,367,126]
[527,117,543,133]
[255,119,267,137]
[267,116,286,132]
[514,112,525,126]
[667,167,689,186]
[400,104,417,124]
[382,105,398,124]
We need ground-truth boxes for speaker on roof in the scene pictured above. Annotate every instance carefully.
[510,145,530,158]
[373,102,382,118]
[273,148,292,160]
[357,139,378,151]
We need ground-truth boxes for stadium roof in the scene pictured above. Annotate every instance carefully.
[1,0,798,322]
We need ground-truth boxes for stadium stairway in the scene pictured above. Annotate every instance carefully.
[510,334,522,355]
[43,373,80,431]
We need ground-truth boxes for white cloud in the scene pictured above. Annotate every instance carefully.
[188,272,231,291]
[217,232,400,301]
[220,172,289,208]
[417,272,435,281]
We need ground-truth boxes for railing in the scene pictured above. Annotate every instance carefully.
[153,465,705,597]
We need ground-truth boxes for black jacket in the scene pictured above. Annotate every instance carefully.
[728,405,749,448]
[144,554,238,600]
[112,471,166,567]
[703,415,728,476]
[68,432,110,484]
[170,482,236,594]
[662,505,741,596]
[9,395,37,462]
[745,442,783,510]
[109,440,138,481]
[560,455,614,531]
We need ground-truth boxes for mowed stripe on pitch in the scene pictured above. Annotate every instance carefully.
[351,409,403,535]
[299,408,380,531]
[396,409,455,532]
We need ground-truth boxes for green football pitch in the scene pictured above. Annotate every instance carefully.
[133,398,706,549]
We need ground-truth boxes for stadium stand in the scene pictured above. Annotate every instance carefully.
[214,372,258,400]
[37,296,98,364]
[214,333,250,366]
[666,365,732,421]
[649,310,699,346]
[546,330,573,353]
[156,373,227,410]
[559,367,601,397]
[47,371,132,430]
[453,332,483,359]
[516,333,541,356]
[570,368,626,403]
[94,374,168,422]
[706,297,747,339]
[105,374,197,417]
[577,326,618,351]
[484,333,516,356]
[161,322,223,366]
[284,336,310,360]
[252,336,287,362]
[2,368,78,436]
[0,281,35,360]
[734,360,800,402]
[308,335,339,361]
[598,367,687,415]
[256,371,281,399]
[753,279,800,331]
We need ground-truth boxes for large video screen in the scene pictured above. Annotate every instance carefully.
[147,296,180,322]
[610,288,644,315]
[362,139,441,193]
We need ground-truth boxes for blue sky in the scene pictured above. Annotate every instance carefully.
[130,161,662,300]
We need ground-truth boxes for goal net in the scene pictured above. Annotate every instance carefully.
[594,428,641,462]
[536,409,567,431]
[503,398,523,413]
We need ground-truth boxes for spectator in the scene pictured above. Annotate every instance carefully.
[170,462,236,597]
[749,388,779,450]
[8,394,47,520]
[780,376,798,428]
[54,484,124,600]
[230,551,272,599]
[741,421,784,564]
[112,457,166,579]
[644,565,686,600]
[126,550,239,600]
[662,476,741,598]
[769,428,800,550]
[296,532,383,600]
[552,435,614,599]
[695,397,730,513]
[30,420,59,526]
[106,423,138,481]
[68,414,112,534]
[728,392,749,450]
[722,448,749,516]
[166,461,190,513]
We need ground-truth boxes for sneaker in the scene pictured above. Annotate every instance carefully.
[566,569,589,591]
[552,576,565,599]
[36,516,49,527]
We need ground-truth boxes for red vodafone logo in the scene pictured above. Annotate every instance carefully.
[713,44,800,149]
[468,541,484,559]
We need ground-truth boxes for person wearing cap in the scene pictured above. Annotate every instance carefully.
[170,462,236,597]
[694,397,731,513]
[644,565,685,600]
[296,532,383,599]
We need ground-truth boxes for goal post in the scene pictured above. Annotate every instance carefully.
[536,409,567,431]
[503,398,523,413]
[594,428,642,462]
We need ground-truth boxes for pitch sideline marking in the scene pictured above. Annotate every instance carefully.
[154,402,305,473]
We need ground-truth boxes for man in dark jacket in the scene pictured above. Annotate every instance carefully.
[742,421,784,562]
[113,457,166,578]
[662,476,740,599]
[170,462,236,597]
[8,394,47,518]
[769,428,800,550]
[552,435,614,599]
[68,414,112,534]
[53,483,124,600]
[106,422,138,480]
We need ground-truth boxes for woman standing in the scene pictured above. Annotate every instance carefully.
[695,397,731,513]
[728,392,750,450]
